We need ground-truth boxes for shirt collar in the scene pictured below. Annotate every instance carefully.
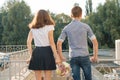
[72,19,80,22]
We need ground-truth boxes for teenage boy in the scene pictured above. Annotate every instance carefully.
[57,6,98,80]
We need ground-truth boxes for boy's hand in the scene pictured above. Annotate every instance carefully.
[90,56,98,63]
[60,56,66,61]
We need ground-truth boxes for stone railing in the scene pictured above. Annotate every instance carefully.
[0,45,27,52]
[0,49,30,80]
[0,45,119,80]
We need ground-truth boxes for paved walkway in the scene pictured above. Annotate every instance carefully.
[25,71,72,80]
[25,66,106,80]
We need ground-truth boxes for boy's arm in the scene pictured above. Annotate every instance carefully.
[57,40,66,61]
[57,28,67,61]
[90,38,98,62]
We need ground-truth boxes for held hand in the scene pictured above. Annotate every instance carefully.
[58,63,65,70]
[56,62,70,76]
[55,56,62,64]
[57,63,66,76]
[90,55,98,63]
[60,56,66,62]
[55,59,61,64]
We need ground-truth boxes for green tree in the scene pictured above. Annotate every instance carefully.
[84,0,120,48]
[85,0,92,15]
[0,13,3,44]
[1,0,32,45]
[50,13,72,49]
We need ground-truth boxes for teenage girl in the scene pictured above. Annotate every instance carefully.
[27,10,61,80]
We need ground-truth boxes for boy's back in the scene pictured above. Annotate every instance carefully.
[57,6,98,80]
[59,19,95,58]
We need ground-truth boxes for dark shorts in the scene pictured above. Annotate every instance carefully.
[28,46,56,70]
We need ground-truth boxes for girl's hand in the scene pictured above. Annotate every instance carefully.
[26,57,31,64]
[26,59,30,64]
[55,55,62,64]
[57,63,66,75]
[60,56,66,62]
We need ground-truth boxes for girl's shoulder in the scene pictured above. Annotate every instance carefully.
[45,25,55,31]
[30,25,54,31]
[45,25,54,27]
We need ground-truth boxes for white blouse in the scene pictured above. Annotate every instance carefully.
[31,25,54,47]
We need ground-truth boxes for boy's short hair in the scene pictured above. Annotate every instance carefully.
[71,6,82,18]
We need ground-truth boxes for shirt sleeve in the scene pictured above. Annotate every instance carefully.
[58,29,67,42]
[47,25,55,31]
[30,29,33,33]
[87,25,96,40]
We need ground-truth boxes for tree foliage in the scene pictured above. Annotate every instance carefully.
[1,0,32,45]
[85,0,92,15]
[0,13,4,44]
[51,13,72,49]
[0,0,119,49]
[84,0,120,48]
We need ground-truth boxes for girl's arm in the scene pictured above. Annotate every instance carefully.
[57,40,66,61]
[48,30,61,64]
[27,31,33,58]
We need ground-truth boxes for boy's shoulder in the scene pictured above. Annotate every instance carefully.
[63,21,90,31]
[69,20,90,27]
[79,21,89,26]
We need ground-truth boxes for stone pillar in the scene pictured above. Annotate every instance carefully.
[114,39,120,65]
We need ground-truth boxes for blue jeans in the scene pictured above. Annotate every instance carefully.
[70,56,92,80]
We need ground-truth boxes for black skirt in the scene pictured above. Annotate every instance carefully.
[28,46,56,70]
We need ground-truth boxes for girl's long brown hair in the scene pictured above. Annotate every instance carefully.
[29,10,55,28]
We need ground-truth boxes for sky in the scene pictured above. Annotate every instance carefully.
[0,0,105,17]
